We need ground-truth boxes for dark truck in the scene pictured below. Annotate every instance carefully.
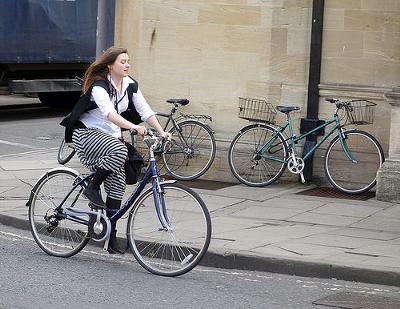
[0,0,114,107]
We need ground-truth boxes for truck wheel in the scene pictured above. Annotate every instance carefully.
[38,91,81,109]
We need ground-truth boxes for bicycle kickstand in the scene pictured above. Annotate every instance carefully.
[103,238,110,252]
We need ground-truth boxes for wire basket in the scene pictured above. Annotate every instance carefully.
[238,97,277,124]
[345,100,377,125]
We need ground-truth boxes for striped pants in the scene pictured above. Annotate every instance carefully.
[72,128,128,201]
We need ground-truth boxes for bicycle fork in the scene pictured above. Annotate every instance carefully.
[151,176,173,232]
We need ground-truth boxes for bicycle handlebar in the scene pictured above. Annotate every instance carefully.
[325,97,354,111]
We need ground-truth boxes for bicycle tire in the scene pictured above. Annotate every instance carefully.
[228,123,288,187]
[162,120,216,180]
[58,138,76,165]
[28,168,90,257]
[127,182,211,277]
[324,129,385,194]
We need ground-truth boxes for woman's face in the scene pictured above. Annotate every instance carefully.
[109,53,130,78]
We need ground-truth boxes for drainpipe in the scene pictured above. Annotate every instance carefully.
[96,0,115,57]
[301,0,325,181]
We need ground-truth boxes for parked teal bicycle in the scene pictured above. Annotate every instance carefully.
[228,97,384,194]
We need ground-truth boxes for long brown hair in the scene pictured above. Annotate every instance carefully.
[82,47,128,93]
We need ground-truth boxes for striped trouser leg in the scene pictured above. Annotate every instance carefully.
[72,128,128,201]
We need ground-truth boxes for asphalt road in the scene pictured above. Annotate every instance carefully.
[1,224,400,309]
[0,96,66,157]
[1,96,400,308]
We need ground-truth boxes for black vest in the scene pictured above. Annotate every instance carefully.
[60,77,142,142]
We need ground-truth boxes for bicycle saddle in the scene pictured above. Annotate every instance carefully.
[166,99,190,105]
[276,106,300,114]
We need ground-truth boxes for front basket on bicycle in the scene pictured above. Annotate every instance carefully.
[345,100,377,125]
[238,97,277,124]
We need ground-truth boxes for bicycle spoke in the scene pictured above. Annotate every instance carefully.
[228,124,287,187]
[29,170,89,257]
[128,183,211,276]
[325,130,384,194]
[163,121,216,180]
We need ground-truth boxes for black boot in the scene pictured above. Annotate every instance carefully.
[83,168,111,209]
[106,197,125,254]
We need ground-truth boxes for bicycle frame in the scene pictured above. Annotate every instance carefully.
[53,141,173,231]
[156,105,213,154]
[259,112,356,164]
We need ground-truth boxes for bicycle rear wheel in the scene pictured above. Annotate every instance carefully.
[324,129,384,194]
[28,169,90,257]
[228,123,288,187]
[57,138,76,165]
[162,120,216,180]
[127,182,211,277]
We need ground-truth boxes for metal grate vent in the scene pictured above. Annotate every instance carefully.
[297,187,375,201]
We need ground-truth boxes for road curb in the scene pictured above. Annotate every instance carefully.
[200,251,400,287]
[2,214,399,287]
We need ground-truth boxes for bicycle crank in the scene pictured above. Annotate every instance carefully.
[64,207,111,242]
[287,157,305,174]
[88,211,111,242]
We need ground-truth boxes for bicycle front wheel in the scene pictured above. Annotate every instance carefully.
[127,182,211,277]
[57,138,76,165]
[324,130,385,194]
[162,120,216,180]
[228,123,288,187]
[28,169,90,257]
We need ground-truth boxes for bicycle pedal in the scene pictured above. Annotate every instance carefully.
[88,202,106,210]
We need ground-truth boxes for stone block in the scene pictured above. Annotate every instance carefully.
[376,160,400,203]
[344,9,393,32]
[361,0,400,11]
[198,4,261,26]
[323,30,363,58]
[271,7,311,28]
[224,27,270,54]
[364,32,400,62]
[324,9,345,30]
[325,0,361,9]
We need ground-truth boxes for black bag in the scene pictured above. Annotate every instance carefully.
[125,143,144,185]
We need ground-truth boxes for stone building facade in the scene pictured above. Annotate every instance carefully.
[114,0,400,184]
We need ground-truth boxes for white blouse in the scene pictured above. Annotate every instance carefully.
[79,75,155,138]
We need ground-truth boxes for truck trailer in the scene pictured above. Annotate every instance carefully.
[0,0,115,106]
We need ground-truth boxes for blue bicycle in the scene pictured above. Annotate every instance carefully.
[27,130,211,277]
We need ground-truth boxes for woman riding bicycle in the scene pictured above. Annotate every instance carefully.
[60,46,169,254]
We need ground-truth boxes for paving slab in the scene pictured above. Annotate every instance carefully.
[231,206,307,220]
[325,227,400,241]
[312,203,383,217]
[288,212,363,226]
[298,234,384,250]
[258,197,326,210]
[351,217,400,233]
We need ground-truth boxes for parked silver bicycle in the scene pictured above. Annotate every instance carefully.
[58,99,216,180]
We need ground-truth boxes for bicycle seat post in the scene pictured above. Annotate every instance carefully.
[171,103,178,115]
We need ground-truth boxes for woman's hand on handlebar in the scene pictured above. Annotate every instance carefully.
[130,125,147,136]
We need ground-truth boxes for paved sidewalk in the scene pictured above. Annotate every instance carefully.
[1,149,400,287]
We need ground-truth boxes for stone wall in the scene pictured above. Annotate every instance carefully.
[114,0,400,183]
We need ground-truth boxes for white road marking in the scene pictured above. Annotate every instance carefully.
[0,139,41,150]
